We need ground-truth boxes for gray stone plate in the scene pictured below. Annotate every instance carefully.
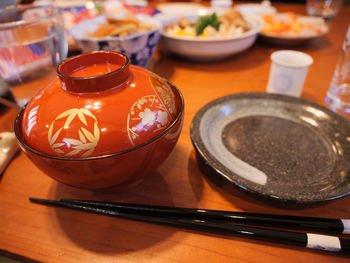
[190,92,350,203]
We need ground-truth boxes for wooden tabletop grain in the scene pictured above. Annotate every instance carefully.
[1,2,350,262]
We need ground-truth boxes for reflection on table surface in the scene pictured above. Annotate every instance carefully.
[1,1,350,263]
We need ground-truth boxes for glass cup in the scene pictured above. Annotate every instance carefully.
[267,50,313,97]
[306,0,344,20]
[0,4,68,107]
[325,25,350,119]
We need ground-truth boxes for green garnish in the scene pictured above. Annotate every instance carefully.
[195,13,221,36]
[95,3,103,14]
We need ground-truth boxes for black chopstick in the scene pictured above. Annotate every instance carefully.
[30,197,350,254]
[59,198,350,235]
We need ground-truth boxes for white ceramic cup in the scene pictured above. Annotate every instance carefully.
[267,50,314,97]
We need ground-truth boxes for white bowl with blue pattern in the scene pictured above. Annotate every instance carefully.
[69,15,162,68]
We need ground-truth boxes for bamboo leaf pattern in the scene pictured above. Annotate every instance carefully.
[64,111,77,127]
[54,149,64,154]
[82,148,94,157]
[94,122,100,141]
[52,143,65,148]
[77,111,87,126]
[50,128,62,145]
[80,108,96,120]
[81,127,95,143]
[74,142,96,150]
[56,109,77,120]
[79,130,87,143]
[66,149,82,157]
[48,123,53,145]
[48,108,100,158]
[63,138,82,146]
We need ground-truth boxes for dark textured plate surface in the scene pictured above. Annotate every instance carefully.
[190,92,350,203]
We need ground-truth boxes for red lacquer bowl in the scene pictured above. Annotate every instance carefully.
[14,51,184,189]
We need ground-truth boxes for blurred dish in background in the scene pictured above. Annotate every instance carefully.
[236,1,277,16]
[210,0,233,12]
[69,15,161,67]
[155,2,210,24]
[86,17,156,38]
[34,0,99,49]
[0,0,17,8]
[61,4,97,30]
[259,12,328,45]
[306,0,343,20]
[34,0,160,49]
[104,1,159,17]
[157,2,208,16]
[161,8,263,61]
[164,8,250,38]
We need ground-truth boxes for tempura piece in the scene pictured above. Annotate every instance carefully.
[87,16,155,38]
[220,7,250,32]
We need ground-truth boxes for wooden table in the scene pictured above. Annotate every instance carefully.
[1,2,350,262]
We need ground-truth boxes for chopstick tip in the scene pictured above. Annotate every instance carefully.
[29,197,41,202]
[29,197,55,204]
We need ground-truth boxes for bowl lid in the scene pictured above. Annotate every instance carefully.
[18,51,181,158]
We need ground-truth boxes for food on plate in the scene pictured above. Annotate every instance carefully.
[262,12,323,36]
[164,7,250,38]
[86,17,155,38]
[63,7,98,30]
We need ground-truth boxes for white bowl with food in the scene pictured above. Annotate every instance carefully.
[161,8,264,60]
[69,15,162,67]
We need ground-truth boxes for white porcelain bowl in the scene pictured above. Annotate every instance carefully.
[161,14,263,61]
